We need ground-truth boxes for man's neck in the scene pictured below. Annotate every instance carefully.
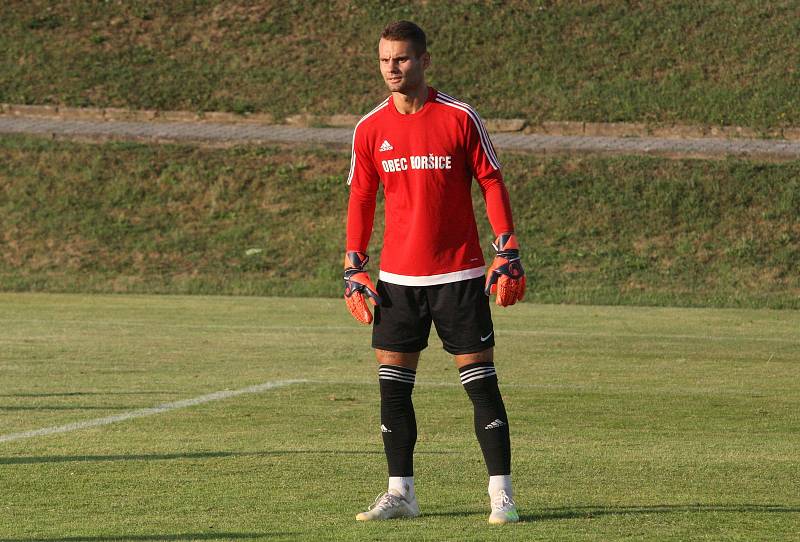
[392,84,429,115]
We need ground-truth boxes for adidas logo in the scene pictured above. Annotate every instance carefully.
[485,419,506,430]
[381,424,392,433]
[379,140,393,152]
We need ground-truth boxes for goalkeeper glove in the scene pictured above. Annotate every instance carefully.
[485,233,526,307]
[343,251,381,324]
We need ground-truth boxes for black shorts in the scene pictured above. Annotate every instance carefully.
[372,276,495,355]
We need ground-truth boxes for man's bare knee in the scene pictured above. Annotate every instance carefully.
[376,349,421,370]
[454,347,493,368]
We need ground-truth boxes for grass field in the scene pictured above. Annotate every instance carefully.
[2,1,799,130]
[1,293,798,541]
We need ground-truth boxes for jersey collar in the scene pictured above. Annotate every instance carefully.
[388,87,438,120]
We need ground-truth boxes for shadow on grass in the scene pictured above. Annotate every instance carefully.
[422,503,800,521]
[0,449,456,465]
[418,510,478,518]
[0,532,288,542]
[0,406,144,411]
[521,503,800,521]
[0,392,170,398]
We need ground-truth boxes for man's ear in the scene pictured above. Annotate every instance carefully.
[422,51,431,70]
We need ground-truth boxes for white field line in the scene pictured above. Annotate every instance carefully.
[0,379,306,444]
[2,318,798,344]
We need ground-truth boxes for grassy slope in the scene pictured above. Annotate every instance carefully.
[1,294,799,541]
[1,135,798,308]
[1,1,799,129]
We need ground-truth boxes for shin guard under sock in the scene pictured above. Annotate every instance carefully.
[379,364,417,476]
[460,362,511,475]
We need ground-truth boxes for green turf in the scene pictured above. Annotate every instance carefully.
[1,293,798,541]
[1,135,799,308]
[1,1,799,130]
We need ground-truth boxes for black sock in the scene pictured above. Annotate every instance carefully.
[379,364,417,477]
[460,361,511,475]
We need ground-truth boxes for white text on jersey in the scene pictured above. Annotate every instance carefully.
[381,155,452,173]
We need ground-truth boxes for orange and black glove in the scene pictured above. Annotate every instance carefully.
[484,233,526,307]
[343,251,381,324]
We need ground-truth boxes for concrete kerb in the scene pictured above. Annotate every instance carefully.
[3,104,800,160]
[530,121,800,141]
[3,103,799,140]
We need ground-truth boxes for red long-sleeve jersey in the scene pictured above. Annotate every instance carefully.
[346,87,515,286]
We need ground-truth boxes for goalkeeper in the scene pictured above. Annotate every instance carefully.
[344,20,525,525]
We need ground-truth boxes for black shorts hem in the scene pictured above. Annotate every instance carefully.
[443,339,495,356]
[371,340,429,353]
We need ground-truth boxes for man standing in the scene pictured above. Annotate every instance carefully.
[343,20,525,524]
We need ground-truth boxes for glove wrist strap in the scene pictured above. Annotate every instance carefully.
[345,250,369,270]
[492,233,519,254]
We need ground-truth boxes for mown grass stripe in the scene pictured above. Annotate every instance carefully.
[2,318,795,344]
[0,379,307,444]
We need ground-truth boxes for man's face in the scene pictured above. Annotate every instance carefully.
[378,38,429,94]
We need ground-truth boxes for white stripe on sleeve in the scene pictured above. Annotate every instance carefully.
[347,98,390,185]
[435,92,501,170]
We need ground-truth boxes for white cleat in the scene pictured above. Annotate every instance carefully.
[489,490,520,524]
[356,490,420,521]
